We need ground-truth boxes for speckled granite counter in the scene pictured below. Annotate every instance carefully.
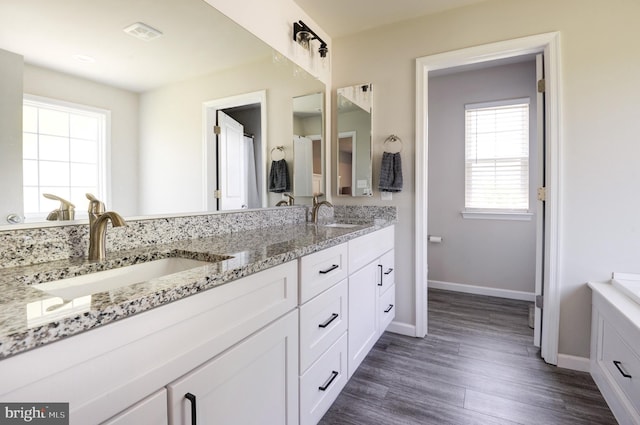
[0,220,393,359]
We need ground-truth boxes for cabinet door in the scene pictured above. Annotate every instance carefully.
[167,310,299,425]
[347,262,378,379]
[102,389,168,425]
[377,249,395,296]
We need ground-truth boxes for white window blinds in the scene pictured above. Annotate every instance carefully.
[465,98,530,211]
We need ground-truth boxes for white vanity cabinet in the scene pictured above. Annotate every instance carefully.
[101,390,168,425]
[167,310,299,425]
[0,261,298,425]
[298,244,349,425]
[347,226,395,378]
[589,281,640,425]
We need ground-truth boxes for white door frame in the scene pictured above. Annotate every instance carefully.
[202,90,267,211]
[415,32,562,365]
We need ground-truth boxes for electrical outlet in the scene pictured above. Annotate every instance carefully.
[381,192,392,201]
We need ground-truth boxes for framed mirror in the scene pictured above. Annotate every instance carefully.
[0,0,325,228]
[293,92,324,198]
[336,83,372,197]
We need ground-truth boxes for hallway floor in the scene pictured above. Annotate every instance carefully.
[319,288,617,424]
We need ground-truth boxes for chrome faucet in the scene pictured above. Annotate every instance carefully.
[86,193,127,261]
[311,193,333,224]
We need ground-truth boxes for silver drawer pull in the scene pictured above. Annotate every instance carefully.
[613,360,632,378]
[319,313,339,328]
[384,304,394,313]
[384,268,394,275]
[319,264,339,274]
[318,371,339,391]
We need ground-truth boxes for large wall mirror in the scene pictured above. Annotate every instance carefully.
[293,92,324,197]
[0,0,325,228]
[336,84,372,197]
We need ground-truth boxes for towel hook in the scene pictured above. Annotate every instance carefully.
[271,146,285,161]
[383,135,403,153]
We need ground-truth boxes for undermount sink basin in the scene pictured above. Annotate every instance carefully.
[33,258,214,300]
[321,223,359,228]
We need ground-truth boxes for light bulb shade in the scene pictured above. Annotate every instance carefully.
[295,30,312,50]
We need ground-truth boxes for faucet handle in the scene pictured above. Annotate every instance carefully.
[86,193,105,215]
[43,193,75,221]
[312,192,325,206]
[284,193,295,205]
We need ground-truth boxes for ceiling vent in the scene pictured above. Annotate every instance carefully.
[123,22,163,41]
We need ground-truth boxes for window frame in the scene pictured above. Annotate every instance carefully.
[462,97,532,221]
[22,94,111,221]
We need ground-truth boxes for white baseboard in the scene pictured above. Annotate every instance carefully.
[428,280,535,302]
[386,321,416,337]
[557,354,590,372]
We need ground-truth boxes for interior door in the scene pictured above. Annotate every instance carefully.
[217,110,247,210]
[533,53,546,348]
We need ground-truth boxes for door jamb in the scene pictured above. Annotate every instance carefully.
[415,32,562,364]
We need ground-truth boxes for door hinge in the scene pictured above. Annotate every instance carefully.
[213,125,221,135]
[214,190,222,199]
[535,295,544,309]
[537,187,546,202]
[537,79,546,93]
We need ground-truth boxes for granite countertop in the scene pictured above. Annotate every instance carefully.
[0,220,392,359]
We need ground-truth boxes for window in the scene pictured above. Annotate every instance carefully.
[464,98,530,216]
[23,96,109,220]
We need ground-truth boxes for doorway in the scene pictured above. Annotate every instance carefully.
[203,91,267,211]
[415,32,561,365]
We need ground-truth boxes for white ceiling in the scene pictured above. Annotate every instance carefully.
[293,0,491,38]
[0,0,271,93]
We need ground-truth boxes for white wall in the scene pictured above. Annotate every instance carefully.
[23,65,139,216]
[0,49,24,224]
[428,60,537,294]
[138,56,324,213]
[332,0,640,358]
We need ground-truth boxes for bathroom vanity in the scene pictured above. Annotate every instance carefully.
[0,210,395,425]
[589,274,640,425]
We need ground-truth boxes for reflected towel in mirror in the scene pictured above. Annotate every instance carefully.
[268,159,291,193]
[379,152,403,192]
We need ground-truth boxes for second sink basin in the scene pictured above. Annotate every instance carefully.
[33,258,214,300]
[321,223,359,228]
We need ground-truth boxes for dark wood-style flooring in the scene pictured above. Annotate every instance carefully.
[319,288,617,425]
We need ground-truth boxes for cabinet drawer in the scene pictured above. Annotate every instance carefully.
[601,320,640,415]
[300,279,348,373]
[378,284,395,336]
[300,332,348,425]
[378,249,395,295]
[348,226,394,273]
[300,243,348,303]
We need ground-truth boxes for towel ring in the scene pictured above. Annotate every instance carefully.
[271,146,285,161]
[384,135,403,153]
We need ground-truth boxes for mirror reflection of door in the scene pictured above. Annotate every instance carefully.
[292,92,324,198]
[217,111,247,210]
[336,84,373,197]
[338,132,356,195]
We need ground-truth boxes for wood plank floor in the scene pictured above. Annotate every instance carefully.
[319,288,617,425]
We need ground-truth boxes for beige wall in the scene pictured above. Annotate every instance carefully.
[332,0,640,358]
[138,55,324,213]
[0,49,24,224]
[21,64,139,217]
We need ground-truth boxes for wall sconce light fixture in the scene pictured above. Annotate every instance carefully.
[293,20,328,59]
